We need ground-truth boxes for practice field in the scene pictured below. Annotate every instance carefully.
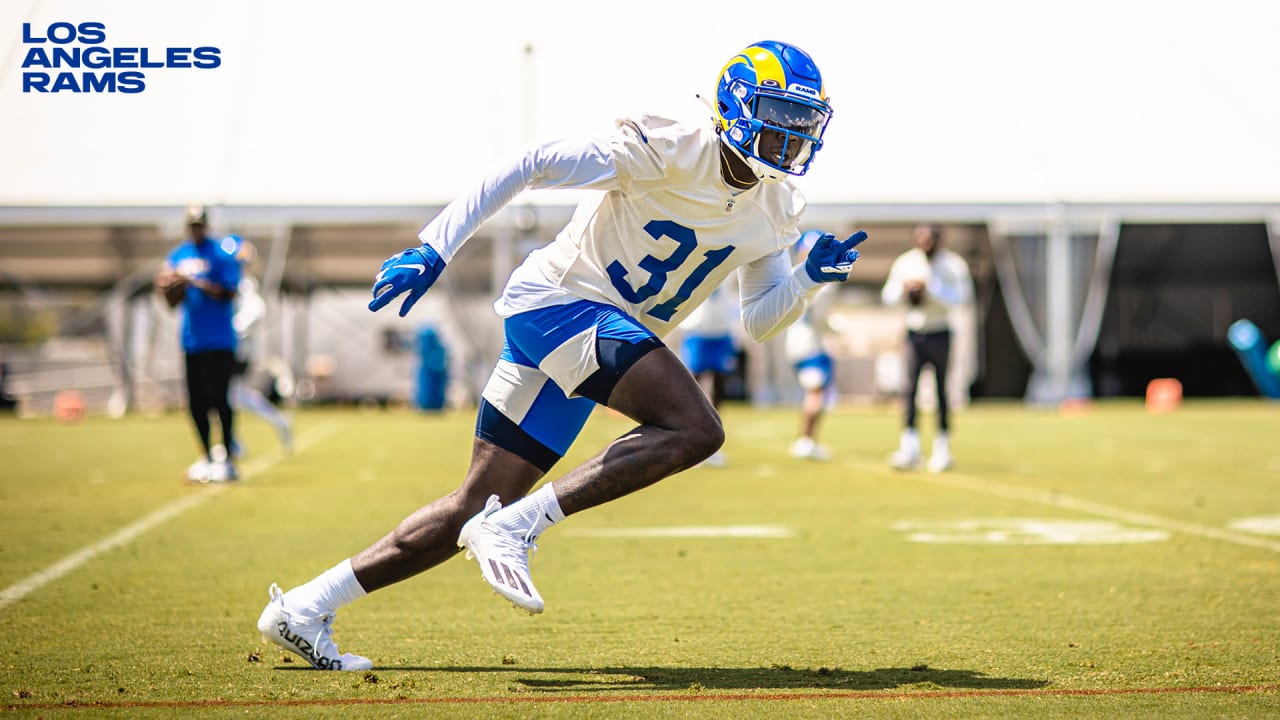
[1,401,1278,719]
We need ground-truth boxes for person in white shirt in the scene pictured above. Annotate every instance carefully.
[881,224,971,472]
[256,40,868,671]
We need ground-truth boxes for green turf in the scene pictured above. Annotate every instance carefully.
[1,401,1278,718]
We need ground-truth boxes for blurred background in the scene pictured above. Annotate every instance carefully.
[2,0,1278,417]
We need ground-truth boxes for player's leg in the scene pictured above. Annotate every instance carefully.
[256,424,550,671]
[547,345,722,515]
[206,350,237,481]
[926,330,953,472]
[457,301,722,611]
[684,335,732,467]
[350,437,545,591]
[791,355,832,460]
[459,344,720,611]
[258,334,597,661]
[183,352,214,482]
[892,332,926,469]
[231,369,293,452]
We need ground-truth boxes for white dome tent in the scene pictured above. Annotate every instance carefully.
[2,0,1278,411]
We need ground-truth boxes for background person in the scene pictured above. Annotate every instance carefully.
[881,223,971,472]
[213,235,293,461]
[677,280,742,467]
[255,40,864,671]
[785,234,838,460]
[157,204,241,483]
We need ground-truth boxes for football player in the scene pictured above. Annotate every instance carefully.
[257,40,867,670]
[157,204,241,483]
[212,235,293,461]
[786,233,839,461]
[882,224,972,472]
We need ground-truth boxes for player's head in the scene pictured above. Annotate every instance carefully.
[714,41,832,183]
[913,224,941,258]
[184,203,208,241]
[222,234,257,265]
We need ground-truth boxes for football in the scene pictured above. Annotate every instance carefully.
[156,270,188,307]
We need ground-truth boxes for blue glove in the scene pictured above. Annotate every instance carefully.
[803,230,867,283]
[368,245,446,317]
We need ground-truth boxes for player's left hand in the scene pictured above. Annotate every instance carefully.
[803,230,867,283]
[368,245,446,317]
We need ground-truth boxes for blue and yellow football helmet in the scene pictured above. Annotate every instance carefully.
[715,41,832,183]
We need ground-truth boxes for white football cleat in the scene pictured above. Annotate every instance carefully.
[890,429,922,470]
[457,495,544,614]
[927,450,952,473]
[207,460,238,483]
[185,458,211,483]
[256,583,372,671]
[790,437,830,461]
[927,434,953,473]
[890,447,922,470]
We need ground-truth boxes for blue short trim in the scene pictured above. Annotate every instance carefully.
[502,300,655,367]
[794,353,834,387]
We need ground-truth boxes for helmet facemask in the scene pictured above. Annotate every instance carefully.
[745,92,829,181]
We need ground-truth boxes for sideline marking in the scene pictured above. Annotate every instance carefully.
[5,683,1278,711]
[892,518,1170,545]
[567,525,794,539]
[0,421,342,610]
[1229,515,1280,536]
[842,458,1280,554]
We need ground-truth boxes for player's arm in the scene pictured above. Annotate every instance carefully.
[185,258,239,302]
[881,256,907,306]
[156,261,186,308]
[738,231,865,342]
[185,276,236,301]
[925,255,972,307]
[370,136,619,316]
[233,279,266,336]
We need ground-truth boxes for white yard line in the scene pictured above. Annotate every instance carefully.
[874,464,1280,554]
[567,525,795,539]
[0,420,342,610]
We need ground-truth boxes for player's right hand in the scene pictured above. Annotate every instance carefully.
[368,245,446,317]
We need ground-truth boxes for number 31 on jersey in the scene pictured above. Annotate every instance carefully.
[606,220,735,322]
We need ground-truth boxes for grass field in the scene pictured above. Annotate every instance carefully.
[2,400,1278,718]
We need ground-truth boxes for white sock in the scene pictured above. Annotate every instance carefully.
[286,559,368,617]
[934,432,950,454]
[491,483,565,542]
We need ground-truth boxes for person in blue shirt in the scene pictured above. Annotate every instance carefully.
[156,204,241,483]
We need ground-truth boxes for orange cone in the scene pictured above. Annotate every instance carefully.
[53,390,86,422]
[1145,378,1182,414]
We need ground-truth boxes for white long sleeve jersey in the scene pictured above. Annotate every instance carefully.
[418,114,826,342]
[880,247,972,333]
